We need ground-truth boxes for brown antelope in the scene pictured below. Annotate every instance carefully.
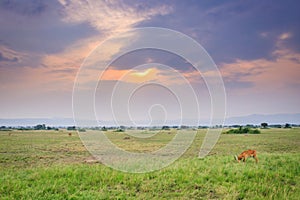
[234,149,258,163]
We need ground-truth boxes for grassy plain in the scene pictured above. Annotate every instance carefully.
[0,128,299,199]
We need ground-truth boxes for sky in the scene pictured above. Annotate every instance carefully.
[0,0,300,125]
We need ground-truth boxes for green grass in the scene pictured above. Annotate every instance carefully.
[0,128,299,199]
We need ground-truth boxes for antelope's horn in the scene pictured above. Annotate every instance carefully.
[234,155,238,160]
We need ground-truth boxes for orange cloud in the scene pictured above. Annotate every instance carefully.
[220,47,300,93]
[101,66,198,85]
[279,32,292,40]
[101,68,130,81]
[100,68,159,83]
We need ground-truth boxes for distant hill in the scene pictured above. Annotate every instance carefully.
[0,113,299,126]
[0,118,76,127]
[225,113,300,125]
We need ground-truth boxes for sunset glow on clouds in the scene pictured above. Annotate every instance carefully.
[221,39,300,93]
[0,0,300,120]
[102,68,160,83]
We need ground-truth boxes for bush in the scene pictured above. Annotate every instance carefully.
[251,129,261,134]
[225,126,261,134]
[114,129,124,132]
[162,126,170,130]
[67,126,76,130]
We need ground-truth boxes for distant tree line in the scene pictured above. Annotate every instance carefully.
[260,123,292,129]
[0,123,298,132]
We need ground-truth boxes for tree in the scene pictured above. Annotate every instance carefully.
[162,126,170,130]
[67,126,76,130]
[284,123,291,128]
[261,123,268,128]
[34,124,46,130]
[180,125,189,129]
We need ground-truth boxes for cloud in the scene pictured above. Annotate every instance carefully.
[220,46,300,93]
[0,0,173,93]
[0,0,47,16]
[0,52,18,62]
[0,45,46,71]
[101,64,203,87]
[99,68,160,84]
[0,45,29,65]
[40,1,173,88]
[110,49,193,72]
[58,0,172,33]
[0,0,97,54]
[141,1,300,64]
[279,32,292,40]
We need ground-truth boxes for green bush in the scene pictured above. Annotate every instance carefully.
[114,129,124,132]
[225,126,260,134]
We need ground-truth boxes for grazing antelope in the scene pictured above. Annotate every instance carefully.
[234,149,258,163]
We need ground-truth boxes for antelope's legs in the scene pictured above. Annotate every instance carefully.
[254,155,258,163]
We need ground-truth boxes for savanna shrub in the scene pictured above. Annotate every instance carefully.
[225,127,261,134]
